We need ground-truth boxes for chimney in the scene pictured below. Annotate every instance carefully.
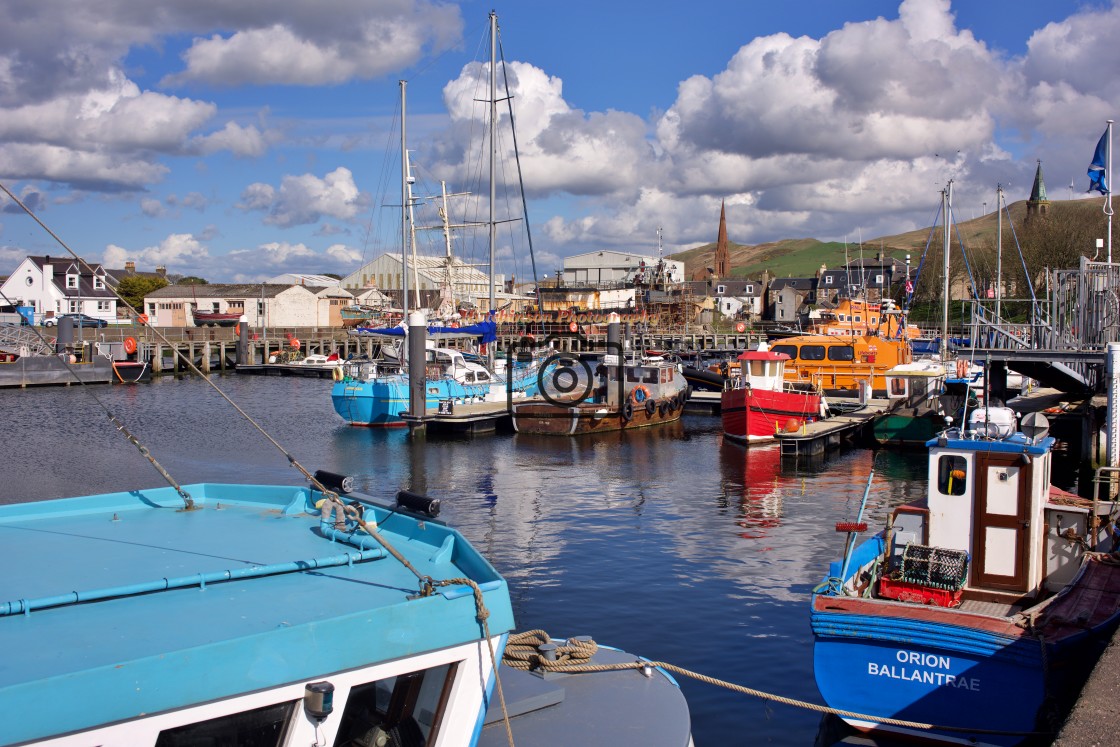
[125,260,136,273]
[156,266,166,277]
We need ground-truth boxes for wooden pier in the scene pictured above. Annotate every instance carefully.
[777,399,890,457]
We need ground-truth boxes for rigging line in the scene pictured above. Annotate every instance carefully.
[0,181,339,502]
[0,285,196,510]
[1000,200,1037,304]
[902,201,943,316]
[498,34,539,291]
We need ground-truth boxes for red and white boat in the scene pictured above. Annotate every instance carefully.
[721,344,827,444]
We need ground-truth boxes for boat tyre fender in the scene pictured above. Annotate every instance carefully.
[658,400,669,416]
[621,399,633,422]
[629,384,651,404]
[123,336,137,355]
[332,366,344,382]
[645,398,656,416]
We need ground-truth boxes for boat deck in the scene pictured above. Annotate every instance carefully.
[777,398,891,456]
[0,484,514,745]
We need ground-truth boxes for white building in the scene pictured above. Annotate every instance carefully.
[0,255,117,324]
[561,250,685,286]
[341,253,504,305]
[144,283,353,327]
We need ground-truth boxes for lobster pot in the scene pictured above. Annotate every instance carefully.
[900,543,969,590]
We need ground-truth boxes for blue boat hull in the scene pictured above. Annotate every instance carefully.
[332,371,540,426]
[811,604,1045,746]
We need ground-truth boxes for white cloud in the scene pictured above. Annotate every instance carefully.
[238,167,368,227]
[103,233,210,272]
[164,3,463,87]
[189,122,272,158]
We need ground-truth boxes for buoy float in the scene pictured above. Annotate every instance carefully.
[735,322,746,333]
[290,338,301,349]
[123,337,137,355]
[569,321,579,333]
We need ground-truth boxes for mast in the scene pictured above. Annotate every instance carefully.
[488,10,497,367]
[400,80,410,320]
[996,184,1003,319]
[941,181,953,360]
[405,153,421,310]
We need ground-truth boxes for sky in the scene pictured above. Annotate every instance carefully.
[0,0,1116,285]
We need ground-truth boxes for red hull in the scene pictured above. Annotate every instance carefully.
[721,386,822,443]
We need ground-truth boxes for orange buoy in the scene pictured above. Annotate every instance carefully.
[137,314,149,325]
[290,338,301,349]
[735,322,746,333]
[123,337,137,355]
[569,321,579,333]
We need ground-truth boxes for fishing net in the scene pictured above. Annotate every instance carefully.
[899,543,969,591]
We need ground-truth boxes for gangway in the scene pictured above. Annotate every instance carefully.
[957,257,1119,394]
[0,324,54,357]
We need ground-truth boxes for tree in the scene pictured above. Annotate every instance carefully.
[179,276,209,285]
[117,275,169,312]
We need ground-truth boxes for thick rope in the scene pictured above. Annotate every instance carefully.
[515,653,1049,738]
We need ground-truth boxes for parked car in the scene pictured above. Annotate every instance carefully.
[43,313,108,328]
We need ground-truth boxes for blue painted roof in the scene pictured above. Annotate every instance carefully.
[925,433,1055,456]
[0,483,514,744]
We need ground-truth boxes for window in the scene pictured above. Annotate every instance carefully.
[825,276,833,285]
[155,701,296,747]
[889,377,908,396]
[229,300,245,309]
[875,274,883,284]
[937,455,968,496]
[68,301,79,313]
[66,274,78,289]
[771,345,796,360]
[827,346,854,361]
[746,285,753,294]
[335,664,457,747]
[799,345,826,361]
[97,300,111,311]
[257,301,265,315]
[716,284,726,295]
[93,275,105,289]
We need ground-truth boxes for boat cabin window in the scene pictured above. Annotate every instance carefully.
[770,344,796,360]
[476,371,490,382]
[750,360,766,377]
[334,663,457,747]
[799,345,826,361]
[889,377,907,397]
[827,346,854,361]
[660,367,674,383]
[155,700,295,747]
[937,455,968,496]
[626,367,659,384]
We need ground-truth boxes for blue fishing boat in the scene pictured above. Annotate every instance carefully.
[0,475,692,746]
[331,323,541,427]
[811,413,1120,745]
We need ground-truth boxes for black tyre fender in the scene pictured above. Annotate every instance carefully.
[621,400,633,422]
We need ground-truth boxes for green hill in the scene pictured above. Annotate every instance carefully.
[671,198,1102,279]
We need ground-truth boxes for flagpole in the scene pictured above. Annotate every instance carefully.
[1107,119,1114,263]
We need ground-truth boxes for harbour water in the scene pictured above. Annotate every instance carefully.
[5,376,970,745]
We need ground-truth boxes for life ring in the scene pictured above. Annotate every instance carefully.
[569,321,579,333]
[955,359,968,379]
[629,384,651,404]
[137,314,149,325]
[645,398,656,416]
[123,337,137,355]
[735,322,746,333]
[234,323,240,336]
[332,366,344,382]
[290,338,301,349]
[621,399,634,422]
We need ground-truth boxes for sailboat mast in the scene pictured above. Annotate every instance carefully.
[405,155,421,310]
[996,184,1003,319]
[486,9,495,318]
[941,181,952,359]
[400,80,410,320]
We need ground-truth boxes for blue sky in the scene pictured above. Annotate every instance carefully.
[0,0,1116,284]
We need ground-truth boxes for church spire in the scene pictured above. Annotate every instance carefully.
[1027,160,1050,220]
[715,200,729,278]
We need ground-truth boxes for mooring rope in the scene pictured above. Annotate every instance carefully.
[502,632,1052,739]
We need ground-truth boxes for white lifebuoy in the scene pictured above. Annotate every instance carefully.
[332,366,344,382]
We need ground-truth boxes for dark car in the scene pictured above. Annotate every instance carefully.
[43,313,108,328]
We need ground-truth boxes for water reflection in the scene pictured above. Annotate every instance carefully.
[4,378,941,746]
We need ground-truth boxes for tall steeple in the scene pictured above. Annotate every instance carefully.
[715,200,730,278]
[1027,160,1050,220]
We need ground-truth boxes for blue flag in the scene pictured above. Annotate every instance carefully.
[1088,128,1109,194]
